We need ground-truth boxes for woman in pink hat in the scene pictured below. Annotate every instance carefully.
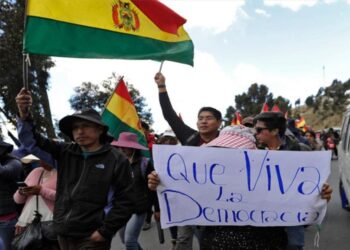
[111,132,158,250]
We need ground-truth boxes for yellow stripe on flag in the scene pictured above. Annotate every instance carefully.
[27,0,190,42]
[106,93,143,134]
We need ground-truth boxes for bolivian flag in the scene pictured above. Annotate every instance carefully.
[101,78,148,153]
[24,0,194,65]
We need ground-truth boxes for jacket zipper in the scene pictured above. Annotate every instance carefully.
[64,157,87,223]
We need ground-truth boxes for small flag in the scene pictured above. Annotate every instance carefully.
[231,112,242,125]
[271,105,281,112]
[101,78,148,154]
[261,103,269,113]
[295,117,306,129]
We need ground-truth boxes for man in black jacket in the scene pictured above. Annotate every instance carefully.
[16,88,135,250]
[254,111,332,250]
[154,72,221,147]
[151,72,222,250]
[0,141,22,250]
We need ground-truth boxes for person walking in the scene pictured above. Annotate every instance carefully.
[305,130,323,151]
[157,129,179,250]
[112,132,158,250]
[253,112,332,250]
[200,125,288,250]
[0,141,22,250]
[16,88,135,250]
[153,72,222,250]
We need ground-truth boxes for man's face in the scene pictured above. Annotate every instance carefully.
[305,132,315,143]
[159,136,178,145]
[254,120,275,146]
[196,111,221,135]
[72,120,103,148]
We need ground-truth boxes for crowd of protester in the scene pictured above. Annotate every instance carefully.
[0,72,336,250]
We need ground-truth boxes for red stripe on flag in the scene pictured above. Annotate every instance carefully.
[261,103,269,113]
[271,105,281,112]
[131,0,186,35]
[115,79,133,104]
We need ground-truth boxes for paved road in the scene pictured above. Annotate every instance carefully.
[304,160,350,250]
[112,160,350,250]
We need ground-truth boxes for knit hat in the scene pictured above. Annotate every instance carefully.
[206,125,256,149]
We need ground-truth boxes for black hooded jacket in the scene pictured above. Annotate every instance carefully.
[159,92,220,146]
[17,118,135,239]
[0,141,22,216]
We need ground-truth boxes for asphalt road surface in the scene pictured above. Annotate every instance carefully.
[112,160,350,250]
[304,159,350,250]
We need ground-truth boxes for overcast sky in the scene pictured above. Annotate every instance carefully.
[46,0,350,133]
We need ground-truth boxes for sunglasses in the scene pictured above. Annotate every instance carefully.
[243,123,254,128]
[255,127,270,134]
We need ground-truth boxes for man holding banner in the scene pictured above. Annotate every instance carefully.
[149,120,332,249]
[154,72,222,249]
[253,111,332,250]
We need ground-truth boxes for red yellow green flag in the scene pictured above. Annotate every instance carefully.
[24,0,194,65]
[295,117,306,129]
[231,111,242,125]
[101,78,148,153]
[261,103,269,113]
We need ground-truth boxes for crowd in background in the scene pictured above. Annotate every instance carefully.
[0,72,336,250]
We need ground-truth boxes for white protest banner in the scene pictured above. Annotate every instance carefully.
[153,145,331,228]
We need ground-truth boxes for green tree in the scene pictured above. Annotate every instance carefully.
[69,73,153,125]
[224,83,292,121]
[273,96,290,113]
[305,95,315,107]
[234,83,273,117]
[0,0,55,137]
[312,79,350,115]
[223,105,236,126]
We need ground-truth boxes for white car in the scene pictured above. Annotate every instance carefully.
[338,108,350,211]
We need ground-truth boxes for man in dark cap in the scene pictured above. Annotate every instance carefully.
[253,111,332,250]
[16,88,135,250]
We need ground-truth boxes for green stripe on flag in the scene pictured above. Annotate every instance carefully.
[102,109,150,156]
[24,16,194,65]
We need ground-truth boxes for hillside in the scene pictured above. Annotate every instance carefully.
[294,105,344,131]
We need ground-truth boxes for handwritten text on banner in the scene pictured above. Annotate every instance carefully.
[153,145,331,228]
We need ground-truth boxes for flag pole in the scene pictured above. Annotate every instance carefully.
[158,61,164,73]
[22,0,30,90]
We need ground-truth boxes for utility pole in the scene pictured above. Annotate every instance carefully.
[322,65,326,85]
